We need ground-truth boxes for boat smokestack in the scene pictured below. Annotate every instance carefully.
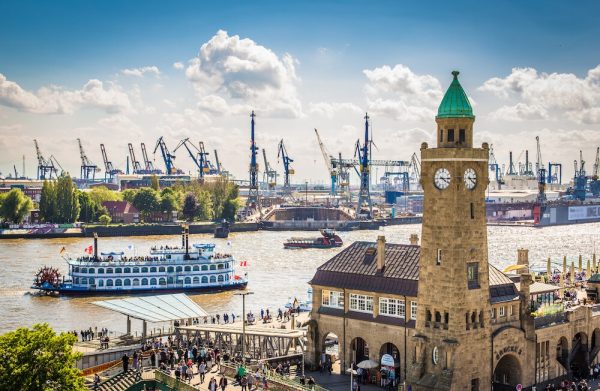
[377,235,386,271]
[181,226,185,248]
[409,234,419,246]
[93,232,98,261]
[185,225,189,260]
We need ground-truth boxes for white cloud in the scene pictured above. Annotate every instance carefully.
[0,123,22,132]
[99,114,141,135]
[0,73,133,115]
[362,64,442,121]
[479,65,600,123]
[120,66,161,77]
[162,99,176,108]
[159,108,212,139]
[308,102,362,118]
[172,62,184,70]
[185,30,302,118]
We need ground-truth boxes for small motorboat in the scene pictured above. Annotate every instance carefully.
[284,229,342,249]
[214,220,230,239]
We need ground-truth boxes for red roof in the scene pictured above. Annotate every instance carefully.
[101,201,139,214]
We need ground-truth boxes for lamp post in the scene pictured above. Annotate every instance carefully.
[235,291,254,365]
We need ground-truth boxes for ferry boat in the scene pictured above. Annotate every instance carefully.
[283,229,343,249]
[31,229,248,296]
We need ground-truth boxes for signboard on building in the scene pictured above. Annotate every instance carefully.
[568,205,600,221]
[381,354,395,367]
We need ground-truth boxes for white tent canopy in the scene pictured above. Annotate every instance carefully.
[92,293,209,323]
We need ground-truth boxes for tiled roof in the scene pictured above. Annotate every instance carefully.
[102,201,139,214]
[310,241,519,300]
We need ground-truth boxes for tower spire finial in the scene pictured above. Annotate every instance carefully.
[452,70,460,79]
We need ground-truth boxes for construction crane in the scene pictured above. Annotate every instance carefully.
[507,151,516,176]
[571,151,587,201]
[314,129,337,196]
[277,139,295,196]
[77,139,100,180]
[547,162,562,185]
[355,113,373,218]
[153,137,178,175]
[48,155,65,176]
[409,152,421,186]
[262,149,277,190]
[128,143,143,174]
[214,149,222,175]
[247,111,261,214]
[590,147,600,197]
[100,144,123,180]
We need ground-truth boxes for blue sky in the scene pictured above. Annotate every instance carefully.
[1,0,600,182]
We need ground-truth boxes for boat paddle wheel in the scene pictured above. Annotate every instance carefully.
[33,266,61,288]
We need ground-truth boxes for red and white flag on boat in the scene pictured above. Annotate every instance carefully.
[240,261,248,267]
[84,245,93,254]
[234,275,241,280]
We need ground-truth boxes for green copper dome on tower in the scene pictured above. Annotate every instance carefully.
[436,70,474,119]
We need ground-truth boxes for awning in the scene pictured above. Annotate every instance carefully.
[92,293,208,323]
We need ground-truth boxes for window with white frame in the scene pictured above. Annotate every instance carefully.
[322,290,344,309]
[349,293,373,313]
[379,297,405,318]
[499,306,505,317]
[410,301,418,320]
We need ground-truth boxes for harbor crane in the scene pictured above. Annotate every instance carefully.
[535,136,547,203]
[48,155,65,176]
[247,111,261,215]
[355,113,373,218]
[262,148,277,190]
[214,149,222,175]
[507,151,516,175]
[141,142,161,174]
[590,147,600,197]
[277,139,294,196]
[314,128,337,196]
[174,138,209,179]
[128,143,143,174]
[409,152,421,185]
[153,137,178,175]
[77,139,100,180]
[34,139,58,180]
[571,151,587,201]
[489,144,503,185]
[100,144,123,180]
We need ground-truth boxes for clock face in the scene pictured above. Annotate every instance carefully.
[434,168,451,190]
[464,168,477,190]
[432,346,439,365]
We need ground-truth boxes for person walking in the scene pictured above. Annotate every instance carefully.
[219,376,228,391]
[199,361,207,383]
[93,373,100,390]
[240,374,248,391]
[209,377,218,391]
[122,353,129,373]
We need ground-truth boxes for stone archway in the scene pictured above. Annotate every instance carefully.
[571,332,589,378]
[493,354,522,391]
[380,342,401,384]
[350,337,369,365]
[556,336,569,371]
[591,328,600,364]
[320,332,340,374]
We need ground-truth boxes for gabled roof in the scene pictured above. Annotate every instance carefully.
[437,70,474,119]
[102,200,139,214]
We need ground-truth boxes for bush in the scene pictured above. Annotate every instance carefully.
[99,214,112,226]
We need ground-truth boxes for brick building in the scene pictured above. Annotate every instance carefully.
[101,201,139,224]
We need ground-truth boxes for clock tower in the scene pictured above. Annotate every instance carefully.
[408,71,491,391]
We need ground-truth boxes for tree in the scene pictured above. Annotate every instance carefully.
[196,190,213,220]
[182,193,198,221]
[77,191,104,223]
[89,186,121,205]
[55,175,79,223]
[0,188,33,224]
[160,193,178,214]
[132,187,160,221]
[0,323,85,390]
[39,180,57,223]
[121,188,138,203]
[99,214,112,226]
[151,174,160,191]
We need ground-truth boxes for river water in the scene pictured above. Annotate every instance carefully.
[1,223,600,334]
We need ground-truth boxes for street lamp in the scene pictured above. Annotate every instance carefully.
[234,291,254,365]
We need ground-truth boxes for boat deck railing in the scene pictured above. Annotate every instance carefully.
[72,255,235,266]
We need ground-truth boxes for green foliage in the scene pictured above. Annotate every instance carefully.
[39,180,57,223]
[196,190,213,220]
[89,186,121,205]
[0,188,33,224]
[182,193,197,221]
[54,175,79,223]
[121,188,138,203]
[77,191,105,223]
[151,175,160,191]
[160,192,179,213]
[132,187,160,221]
[174,178,239,221]
[99,214,112,226]
[0,323,85,391]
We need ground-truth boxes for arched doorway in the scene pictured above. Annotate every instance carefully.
[380,343,401,385]
[571,332,589,378]
[493,354,522,391]
[350,337,369,365]
[591,328,600,365]
[556,336,569,373]
[321,332,340,374]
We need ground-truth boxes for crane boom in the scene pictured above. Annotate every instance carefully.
[78,138,99,180]
[141,143,154,171]
[214,149,221,174]
[314,128,337,195]
[33,139,57,179]
[594,147,600,179]
[277,139,294,193]
[153,137,177,175]
[128,143,142,173]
